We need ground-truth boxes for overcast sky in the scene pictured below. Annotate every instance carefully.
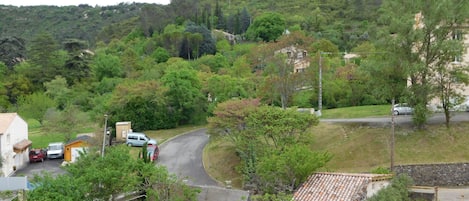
[1,0,170,7]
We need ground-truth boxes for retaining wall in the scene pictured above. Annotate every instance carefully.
[394,163,469,186]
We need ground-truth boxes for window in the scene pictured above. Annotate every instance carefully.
[296,68,305,73]
[287,51,292,58]
[6,133,10,145]
[451,29,463,63]
[452,30,463,41]
[454,55,462,63]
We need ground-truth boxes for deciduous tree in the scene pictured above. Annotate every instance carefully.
[380,0,469,128]
[208,101,327,195]
[256,145,331,194]
[17,92,56,124]
[246,12,286,42]
[162,61,206,124]
[28,145,199,200]
[108,80,175,130]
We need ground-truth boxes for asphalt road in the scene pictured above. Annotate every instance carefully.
[13,159,65,179]
[157,128,219,187]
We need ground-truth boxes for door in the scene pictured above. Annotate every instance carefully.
[71,147,86,162]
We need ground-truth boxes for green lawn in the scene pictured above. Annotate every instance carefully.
[28,119,204,149]
[144,124,205,144]
[319,105,392,119]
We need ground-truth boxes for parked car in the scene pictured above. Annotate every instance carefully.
[146,143,160,162]
[393,103,413,115]
[47,142,64,159]
[126,132,157,147]
[29,148,47,163]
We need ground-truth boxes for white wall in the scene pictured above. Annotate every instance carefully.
[367,180,391,198]
[1,115,28,177]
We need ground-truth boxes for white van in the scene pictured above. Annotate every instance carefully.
[47,142,64,159]
[126,132,157,147]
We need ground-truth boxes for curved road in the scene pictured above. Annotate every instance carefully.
[158,128,219,187]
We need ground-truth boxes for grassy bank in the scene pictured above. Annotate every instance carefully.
[319,105,391,119]
[204,106,469,188]
[204,121,469,189]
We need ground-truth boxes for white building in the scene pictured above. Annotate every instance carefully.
[275,45,310,73]
[412,13,469,110]
[0,113,31,177]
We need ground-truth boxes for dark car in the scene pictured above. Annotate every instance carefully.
[29,148,47,163]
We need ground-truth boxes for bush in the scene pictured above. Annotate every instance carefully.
[371,166,391,174]
[367,174,413,201]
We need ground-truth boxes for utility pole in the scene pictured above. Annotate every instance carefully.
[318,52,323,116]
[102,114,108,158]
[391,99,395,171]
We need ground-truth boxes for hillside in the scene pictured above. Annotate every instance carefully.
[205,121,469,188]
[0,0,382,48]
[0,3,146,44]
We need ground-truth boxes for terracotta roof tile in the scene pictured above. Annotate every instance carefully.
[13,139,32,153]
[293,172,392,201]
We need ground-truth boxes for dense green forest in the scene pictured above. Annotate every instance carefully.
[0,0,467,130]
[1,0,468,199]
[0,0,388,130]
[0,0,465,125]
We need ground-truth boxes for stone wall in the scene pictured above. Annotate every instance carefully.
[394,163,469,186]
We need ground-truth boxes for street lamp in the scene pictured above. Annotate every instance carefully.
[102,114,108,158]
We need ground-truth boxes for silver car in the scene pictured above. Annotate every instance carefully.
[393,103,413,115]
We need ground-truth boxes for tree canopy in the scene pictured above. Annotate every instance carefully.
[28,145,199,200]
[246,12,286,42]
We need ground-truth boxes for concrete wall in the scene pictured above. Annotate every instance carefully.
[366,180,390,198]
[395,163,469,186]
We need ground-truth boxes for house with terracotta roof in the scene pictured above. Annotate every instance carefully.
[293,172,393,201]
[0,113,31,177]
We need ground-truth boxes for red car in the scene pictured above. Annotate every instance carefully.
[147,144,160,162]
[29,148,47,163]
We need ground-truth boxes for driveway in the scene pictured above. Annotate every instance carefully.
[13,159,65,179]
[158,129,251,201]
[158,128,219,186]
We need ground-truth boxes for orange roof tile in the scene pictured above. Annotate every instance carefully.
[293,172,392,201]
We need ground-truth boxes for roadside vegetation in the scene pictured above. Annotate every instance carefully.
[205,104,469,189]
